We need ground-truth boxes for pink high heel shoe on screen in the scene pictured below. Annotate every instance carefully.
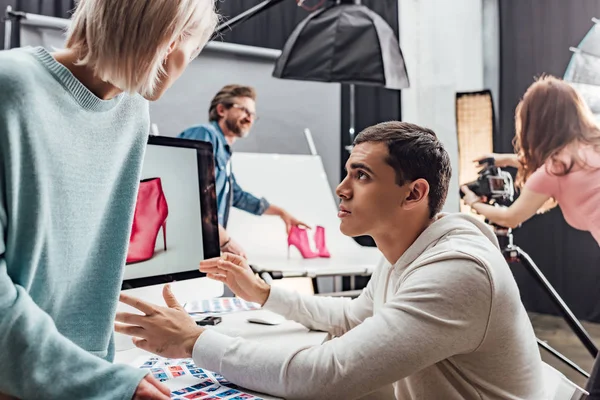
[314,226,331,258]
[288,226,318,259]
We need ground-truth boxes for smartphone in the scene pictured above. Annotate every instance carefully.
[195,316,222,326]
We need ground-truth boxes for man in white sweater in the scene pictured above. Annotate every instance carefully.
[116,121,546,399]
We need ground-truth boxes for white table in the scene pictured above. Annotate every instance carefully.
[114,278,328,400]
[248,252,377,277]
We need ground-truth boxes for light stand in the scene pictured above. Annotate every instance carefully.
[537,338,590,379]
[342,0,361,153]
[493,224,597,376]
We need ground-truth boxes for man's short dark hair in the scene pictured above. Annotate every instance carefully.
[354,121,452,218]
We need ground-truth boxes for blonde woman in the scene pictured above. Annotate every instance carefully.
[0,1,217,399]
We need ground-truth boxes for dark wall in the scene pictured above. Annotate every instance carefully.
[499,0,600,322]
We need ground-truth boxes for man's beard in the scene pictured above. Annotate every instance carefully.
[225,116,250,138]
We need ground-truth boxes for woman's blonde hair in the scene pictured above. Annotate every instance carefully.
[66,0,218,97]
[513,75,600,211]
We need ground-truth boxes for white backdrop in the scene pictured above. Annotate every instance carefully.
[227,152,381,276]
[399,0,486,213]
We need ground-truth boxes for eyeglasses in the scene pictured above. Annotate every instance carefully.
[228,103,259,121]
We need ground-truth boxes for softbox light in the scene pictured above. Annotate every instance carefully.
[455,91,495,215]
[272,1,410,89]
[564,17,600,121]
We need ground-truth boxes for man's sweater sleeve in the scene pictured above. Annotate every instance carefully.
[192,259,492,400]
[259,260,382,337]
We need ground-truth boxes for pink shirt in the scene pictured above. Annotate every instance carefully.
[526,146,600,245]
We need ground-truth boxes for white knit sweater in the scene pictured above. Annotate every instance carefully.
[193,213,546,400]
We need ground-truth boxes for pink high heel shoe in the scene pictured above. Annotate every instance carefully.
[288,226,318,259]
[314,226,330,258]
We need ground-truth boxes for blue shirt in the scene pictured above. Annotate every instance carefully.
[0,47,149,399]
[178,121,269,226]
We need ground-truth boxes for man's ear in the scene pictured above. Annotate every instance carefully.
[216,103,227,118]
[403,178,429,210]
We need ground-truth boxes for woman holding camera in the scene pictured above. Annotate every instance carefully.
[461,75,600,242]
[461,75,600,398]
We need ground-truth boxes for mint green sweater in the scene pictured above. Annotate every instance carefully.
[0,47,150,399]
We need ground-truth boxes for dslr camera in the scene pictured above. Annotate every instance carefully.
[459,157,515,207]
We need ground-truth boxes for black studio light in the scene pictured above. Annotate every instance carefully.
[273,0,409,90]
[214,0,409,90]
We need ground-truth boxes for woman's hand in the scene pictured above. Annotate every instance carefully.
[132,374,171,400]
[473,153,520,169]
[199,253,270,305]
[460,185,485,207]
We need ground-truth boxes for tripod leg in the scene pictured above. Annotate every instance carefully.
[537,338,590,379]
[586,354,600,399]
[510,247,598,358]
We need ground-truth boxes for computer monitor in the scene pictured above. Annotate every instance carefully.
[121,136,220,289]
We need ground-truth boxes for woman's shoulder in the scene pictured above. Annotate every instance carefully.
[576,144,600,168]
[546,144,600,174]
[0,49,48,121]
[0,47,45,85]
[121,91,150,114]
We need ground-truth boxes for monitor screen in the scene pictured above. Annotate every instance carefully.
[121,136,220,289]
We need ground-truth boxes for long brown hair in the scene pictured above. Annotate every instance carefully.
[514,75,600,191]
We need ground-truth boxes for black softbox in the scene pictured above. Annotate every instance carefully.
[272,2,410,90]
